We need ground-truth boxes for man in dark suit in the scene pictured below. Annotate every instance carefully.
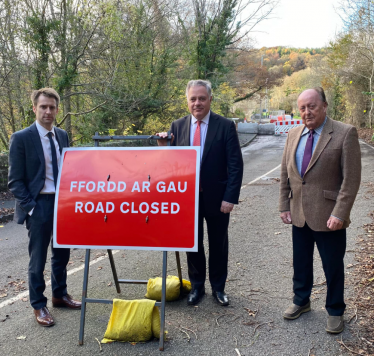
[8,88,81,327]
[279,87,361,334]
[157,80,243,306]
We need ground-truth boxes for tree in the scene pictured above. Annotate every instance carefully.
[0,0,33,148]
[191,0,277,87]
[334,0,374,127]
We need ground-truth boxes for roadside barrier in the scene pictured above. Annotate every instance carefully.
[274,120,303,135]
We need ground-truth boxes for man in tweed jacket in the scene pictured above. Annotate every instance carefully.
[279,87,361,334]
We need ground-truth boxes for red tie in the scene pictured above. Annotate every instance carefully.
[193,121,202,191]
[193,120,201,146]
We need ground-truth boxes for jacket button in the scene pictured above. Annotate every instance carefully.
[302,181,306,185]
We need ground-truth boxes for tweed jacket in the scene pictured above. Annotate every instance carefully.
[279,117,361,232]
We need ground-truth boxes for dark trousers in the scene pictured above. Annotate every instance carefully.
[186,193,230,292]
[292,223,346,316]
[26,194,70,310]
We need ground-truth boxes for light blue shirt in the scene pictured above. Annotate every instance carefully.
[294,117,342,221]
[296,117,327,176]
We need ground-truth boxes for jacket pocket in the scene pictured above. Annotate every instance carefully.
[288,190,293,199]
[323,190,339,201]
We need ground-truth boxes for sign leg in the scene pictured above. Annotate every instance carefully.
[159,251,168,351]
[107,249,121,293]
[79,249,91,345]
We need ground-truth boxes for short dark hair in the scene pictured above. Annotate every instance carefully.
[31,88,60,107]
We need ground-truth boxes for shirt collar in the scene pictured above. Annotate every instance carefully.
[191,111,210,125]
[301,116,327,136]
[36,121,55,137]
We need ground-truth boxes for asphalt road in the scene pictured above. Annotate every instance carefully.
[0,135,373,356]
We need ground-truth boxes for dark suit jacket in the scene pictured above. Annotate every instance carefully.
[279,117,361,231]
[170,111,243,216]
[8,122,69,224]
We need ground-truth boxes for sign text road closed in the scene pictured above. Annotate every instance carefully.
[53,147,200,251]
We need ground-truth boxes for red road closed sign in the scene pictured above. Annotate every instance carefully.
[53,147,200,251]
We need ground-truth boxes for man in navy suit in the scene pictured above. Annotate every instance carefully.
[157,80,243,306]
[8,88,81,326]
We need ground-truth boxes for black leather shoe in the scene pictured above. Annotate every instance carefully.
[212,290,229,306]
[187,288,205,305]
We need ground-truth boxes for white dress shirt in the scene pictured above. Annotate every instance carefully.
[190,112,210,161]
[35,121,61,194]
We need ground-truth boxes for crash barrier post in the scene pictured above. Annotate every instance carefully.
[274,120,303,135]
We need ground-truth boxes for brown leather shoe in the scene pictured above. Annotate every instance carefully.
[52,294,82,309]
[34,307,55,327]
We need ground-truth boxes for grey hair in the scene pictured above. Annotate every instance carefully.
[186,80,212,98]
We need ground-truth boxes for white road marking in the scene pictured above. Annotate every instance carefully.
[0,250,119,309]
[241,164,281,190]
[360,140,374,150]
[1,145,285,309]
[240,139,372,191]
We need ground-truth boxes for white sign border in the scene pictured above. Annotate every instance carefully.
[53,146,200,252]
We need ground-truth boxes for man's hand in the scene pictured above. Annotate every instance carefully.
[280,211,292,224]
[220,201,234,214]
[327,216,344,231]
[155,132,174,146]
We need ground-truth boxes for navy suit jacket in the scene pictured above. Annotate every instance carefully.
[170,111,243,216]
[8,122,69,224]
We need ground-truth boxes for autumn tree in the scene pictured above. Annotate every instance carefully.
[191,0,277,87]
[332,0,374,127]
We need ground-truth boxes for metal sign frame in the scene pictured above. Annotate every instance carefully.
[78,132,185,351]
[53,146,200,251]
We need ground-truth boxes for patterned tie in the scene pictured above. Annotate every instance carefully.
[301,129,314,177]
[47,132,59,188]
[193,120,202,146]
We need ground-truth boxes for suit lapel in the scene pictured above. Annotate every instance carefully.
[54,128,64,154]
[29,122,45,168]
[290,125,305,178]
[201,111,219,165]
[181,115,191,146]
[305,117,333,175]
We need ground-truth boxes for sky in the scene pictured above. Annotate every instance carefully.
[251,0,345,48]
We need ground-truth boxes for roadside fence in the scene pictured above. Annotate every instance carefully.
[274,120,303,135]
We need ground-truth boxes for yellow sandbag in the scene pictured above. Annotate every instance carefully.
[101,299,160,343]
[182,279,192,294]
[145,276,192,301]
